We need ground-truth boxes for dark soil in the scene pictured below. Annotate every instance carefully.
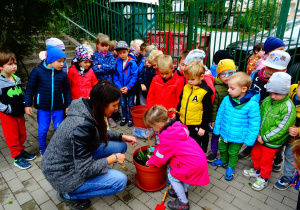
[133,149,148,166]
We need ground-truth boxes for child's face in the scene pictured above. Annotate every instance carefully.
[49,58,65,70]
[160,68,173,80]
[178,59,186,72]
[150,121,166,132]
[141,49,146,57]
[218,70,235,84]
[0,60,17,75]
[255,49,265,58]
[187,75,203,86]
[228,78,247,99]
[79,60,91,69]
[150,61,158,70]
[117,49,129,61]
[264,66,285,78]
[134,44,142,53]
[269,92,286,101]
[145,60,152,68]
[297,81,300,99]
[97,44,109,54]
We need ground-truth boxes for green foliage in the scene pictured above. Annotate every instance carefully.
[137,148,150,164]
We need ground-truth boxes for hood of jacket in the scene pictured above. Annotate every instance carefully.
[159,120,190,141]
[0,74,21,85]
[229,89,260,107]
[39,60,63,73]
[67,97,93,122]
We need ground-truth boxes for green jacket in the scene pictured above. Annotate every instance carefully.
[260,96,296,148]
[211,78,228,122]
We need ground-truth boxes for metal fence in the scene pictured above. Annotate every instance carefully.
[63,0,300,82]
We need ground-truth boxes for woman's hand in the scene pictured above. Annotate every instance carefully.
[116,153,125,164]
[107,153,126,165]
[122,135,138,148]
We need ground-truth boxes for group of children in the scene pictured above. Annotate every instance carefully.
[1,33,300,210]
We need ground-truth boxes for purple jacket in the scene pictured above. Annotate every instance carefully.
[148,121,210,186]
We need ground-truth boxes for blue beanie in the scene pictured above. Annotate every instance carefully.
[264,37,285,54]
[46,45,66,64]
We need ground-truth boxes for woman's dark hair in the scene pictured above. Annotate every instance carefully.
[89,80,121,146]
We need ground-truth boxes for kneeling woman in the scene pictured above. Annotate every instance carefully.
[41,80,137,210]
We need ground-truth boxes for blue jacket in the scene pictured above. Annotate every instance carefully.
[137,57,145,75]
[92,51,116,81]
[24,60,71,110]
[113,54,138,90]
[213,90,261,146]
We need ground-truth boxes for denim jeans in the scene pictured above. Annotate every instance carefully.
[120,90,135,119]
[68,140,128,199]
[283,144,295,178]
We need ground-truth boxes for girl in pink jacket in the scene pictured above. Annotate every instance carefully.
[144,105,210,210]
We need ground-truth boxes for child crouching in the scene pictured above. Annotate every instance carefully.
[145,105,210,210]
[212,72,261,181]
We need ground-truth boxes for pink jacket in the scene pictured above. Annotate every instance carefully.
[148,121,210,186]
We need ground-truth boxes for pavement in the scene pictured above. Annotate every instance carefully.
[0,108,298,210]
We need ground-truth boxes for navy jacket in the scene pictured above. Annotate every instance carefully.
[138,66,156,97]
[92,51,116,81]
[24,60,71,110]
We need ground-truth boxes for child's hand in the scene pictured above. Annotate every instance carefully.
[145,160,149,167]
[211,122,215,129]
[141,84,147,91]
[257,135,264,144]
[198,128,205,137]
[123,87,129,94]
[65,108,68,115]
[289,126,299,137]
[120,87,126,94]
[97,65,101,69]
[25,107,33,116]
[171,113,176,120]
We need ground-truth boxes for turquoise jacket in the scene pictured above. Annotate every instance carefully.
[213,90,261,146]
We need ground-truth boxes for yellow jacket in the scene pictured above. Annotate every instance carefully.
[289,84,300,142]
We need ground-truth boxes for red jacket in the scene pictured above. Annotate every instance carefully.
[68,65,98,100]
[147,73,184,110]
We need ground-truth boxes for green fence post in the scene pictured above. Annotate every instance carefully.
[120,4,125,41]
[276,0,291,39]
[187,1,195,50]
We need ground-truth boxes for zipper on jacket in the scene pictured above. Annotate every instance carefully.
[62,93,64,104]
[184,86,193,124]
[37,94,40,105]
[122,65,125,87]
[51,69,54,110]
[260,101,273,130]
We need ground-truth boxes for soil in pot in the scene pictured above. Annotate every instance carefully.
[133,149,149,166]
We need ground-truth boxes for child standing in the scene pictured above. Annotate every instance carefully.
[207,59,236,162]
[145,105,210,210]
[210,50,232,77]
[0,51,36,169]
[24,45,72,156]
[212,72,261,180]
[92,34,116,81]
[291,140,300,208]
[246,43,264,75]
[177,61,213,153]
[68,45,98,100]
[113,41,138,127]
[243,72,296,191]
[175,50,190,79]
[146,55,184,111]
[147,50,163,75]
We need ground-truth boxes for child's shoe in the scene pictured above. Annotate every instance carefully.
[242,168,261,178]
[206,152,218,162]
[21,150,36,161]
[14,156,31,169]
[273,160,283,172]
[167,198,189,210]
[168,188,188,198]
[40,149,46,157]
[108,118,117,128]
[211,159,228,167]
[120,117,128,126]
[252,177,268,191]
[274,175,292,190]
[128,118,133,127]
[224,167,235,181]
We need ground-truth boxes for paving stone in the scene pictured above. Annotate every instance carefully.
[203,191,218,203]
[145,191,164,202]
[111,200,132,210]
[240,185,268,202]
[227,186,251,203]
[210,186,234,203]
[2,201,22,210]
[38,179,53,192]
[145,197,161,210]
[193,187,208,197]
[274,187,298,202]
[208,168,223,179]
[16,170,32,182]
[209,176,229,191]
[102,195,119,205]
[0,188,16,206]
[89,196,101,204]
[214,197,240,210]
[0,161,11,173]
[46,189,61,205]
[20,199,40,210]
[282,196,297,209]
[30,188,50,205]
[1,169,17,182]
[7,178,24,192]
[116,190,134,203]
[0,178,8,191]
[14,188,32,205]
[260,188,284,202]
[136,192,151,203]
[129,186,143,197]
[266,197,294,210]
[128,198,150,210]
[187,190,202,204]
[231,197,259,210]
[197,198,221,210]
[40,200,58,210]
[22,178,41,193]
[93,198,114,210]
[248,197,273,210]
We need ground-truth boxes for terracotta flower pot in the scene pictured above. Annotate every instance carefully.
[133,145,167,191]
[130,105,147,128]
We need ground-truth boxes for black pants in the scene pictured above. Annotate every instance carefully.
[187,125,209,153]
[297,191,300,210]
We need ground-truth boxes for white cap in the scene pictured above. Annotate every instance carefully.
[262,50,291,70]
[184,49,206,65]
[266,72,291,95]
[45,38,65,50]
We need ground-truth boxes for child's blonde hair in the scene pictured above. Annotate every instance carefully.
[144,105,180,127]
[157,55,173,71]
[228,72,251,88]
[96,34,110,45]
[145,45,157,52]
[184,61,205,78]
[130,39,144,48]
[109,40,117,51]
[148,50,163,63]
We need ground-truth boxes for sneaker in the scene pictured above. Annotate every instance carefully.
[238,146,252,159]
[273,160,283,172]
[128,118,133,127]
[40,149,46,157]
[225,167,235,181]
[108,118,117,128]
[167,198,189,210]
[57,192,91,210]
[207,152,218,162]
[168,188,188,199]
[14,156,31,169]
[211,159,228,167]
[252,177,268,191]
[21,150,36,161]
[274,175,292,190]
[242,168,261,178]
[120,117,128,126]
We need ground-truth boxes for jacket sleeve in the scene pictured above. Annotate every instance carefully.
[91,71,98,87]
[244,102,261,146]
[126,63,138,90]
[100,54,116,74]
[107,130,123,141]
[67,69,73,91]
[72,123,108,179]
[146,77,156,109]
[199,92,212,129]
[62,74,72,107]
[139,67,145,85]
[211,91,220,122]
[148,142,175,168]
[0,88,11,114]
[213,97,227,135]
[113,64,122,89]
[91,54,101,74]
[24,68,39,107]
[262,101,296,144]
[175,78,184,108]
